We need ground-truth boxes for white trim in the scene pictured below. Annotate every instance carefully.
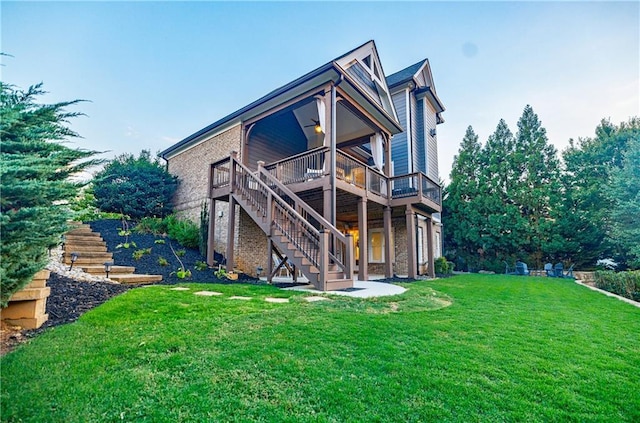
[423,97,429,176]
[163,121,242,159]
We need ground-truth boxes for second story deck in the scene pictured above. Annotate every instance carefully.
[210,147,441,214]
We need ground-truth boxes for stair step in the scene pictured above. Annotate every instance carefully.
[109,274,162,284]
[65,233,103,240]
[81,265,135,275]
[64,238,106,246]
[64,245,108,252]
[65,257,115,265]
[67,226,93,236]
[325,279,354,291]
[65,251,113,259]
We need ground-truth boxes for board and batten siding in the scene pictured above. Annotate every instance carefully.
[390,90,409,175]
[425,99,439,181]
[413,95,426,174]
[246,110,308,170]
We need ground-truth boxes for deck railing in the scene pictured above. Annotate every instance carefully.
[256,147,441,206]
[210,157,231,190]
[390,172,441,205]
[258,162,353,277]
[231,157,322,269]
[263,147,327,185]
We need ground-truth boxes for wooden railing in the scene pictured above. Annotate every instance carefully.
[210,157,231,190]
[257,162,353,278]
[263,147,327,185]
[258,147,441,206]
[390,173,441,205]
[230,157,322,269]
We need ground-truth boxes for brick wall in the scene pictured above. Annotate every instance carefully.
[166,125,242,258]
[236,209,268,277]
[167,125,242,222]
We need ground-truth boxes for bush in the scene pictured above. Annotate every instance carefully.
[434,257,454,276]
[164,215,199,249]
[93,150,177,219]
[134,217,168,235]
[595,271,640,302]
[0,82,100,306]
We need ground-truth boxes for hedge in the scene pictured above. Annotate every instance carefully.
[594,271,640,302]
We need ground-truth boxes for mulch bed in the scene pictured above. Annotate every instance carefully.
[88,219,259,285]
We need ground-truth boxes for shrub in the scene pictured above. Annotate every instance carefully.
[134,217,167,235]
[434,257,454,275]
[595,271,640,301]
[132,248,152,260]
[157,257,168,266]
[164,215,199,249]
[199,201,209,257]
[93,150,177,219]
[0,82,100,306]
[195,261,208,271]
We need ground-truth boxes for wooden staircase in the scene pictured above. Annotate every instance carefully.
[226,156,354,291]
[64,223,162,284]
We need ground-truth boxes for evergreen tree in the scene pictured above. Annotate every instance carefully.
[0,82,100,306]
[479,119,524,270]
[608,136,640,268]
[513,105,561,267]
[443,126,484,270]
[93,150,177,219]
[558,117,639,268]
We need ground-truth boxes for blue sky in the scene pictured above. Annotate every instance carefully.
[2,1,638,181]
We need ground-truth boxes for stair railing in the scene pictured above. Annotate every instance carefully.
[256,161,354,279]
[229,155,326,274]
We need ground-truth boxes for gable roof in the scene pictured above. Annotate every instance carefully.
[160,40,402,159]
[386,59,427,88]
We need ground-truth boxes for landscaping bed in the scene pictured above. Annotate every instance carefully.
[88,219,260,285]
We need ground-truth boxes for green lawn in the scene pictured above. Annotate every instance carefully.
[2,275,639,422]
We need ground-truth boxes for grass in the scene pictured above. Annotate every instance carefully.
[2,275,639,422]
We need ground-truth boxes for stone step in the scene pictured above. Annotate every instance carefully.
[109,274,162,284]
[64,244,108,252]
[81,265,135,275]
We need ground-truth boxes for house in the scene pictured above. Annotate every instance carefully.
[160,40,444,290]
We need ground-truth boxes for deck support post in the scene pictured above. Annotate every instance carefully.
[266,237,273,283]
[405,206,417,279]
[358,198,368,281]
[226,196,236,272]
[426,215,435,278]
[207,198,216,266]
[383,206,393,278]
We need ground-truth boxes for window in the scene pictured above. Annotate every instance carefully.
[368,229,385,263]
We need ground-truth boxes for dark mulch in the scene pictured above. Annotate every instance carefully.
[88,219,260,285]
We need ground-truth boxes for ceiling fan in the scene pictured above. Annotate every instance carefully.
[303,119,323,133]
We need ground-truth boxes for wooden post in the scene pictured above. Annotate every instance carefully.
[358,197,368,281]
[383,206,393,278]
[406,206,417,279]
[207,199,216,266]
[266,237,273,283]
[426,215,435,278]
[226,196,236,272]
[319,230,329,290]
[345,233,354,279]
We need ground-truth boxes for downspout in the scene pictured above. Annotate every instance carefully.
[330,74,344,225]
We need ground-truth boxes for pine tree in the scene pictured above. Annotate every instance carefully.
[479,119,524,270]
[608,134,640,268]
[558,117,639,268]
[513,105,561,267]
[0,82,100,306]
[443,126,485,270]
